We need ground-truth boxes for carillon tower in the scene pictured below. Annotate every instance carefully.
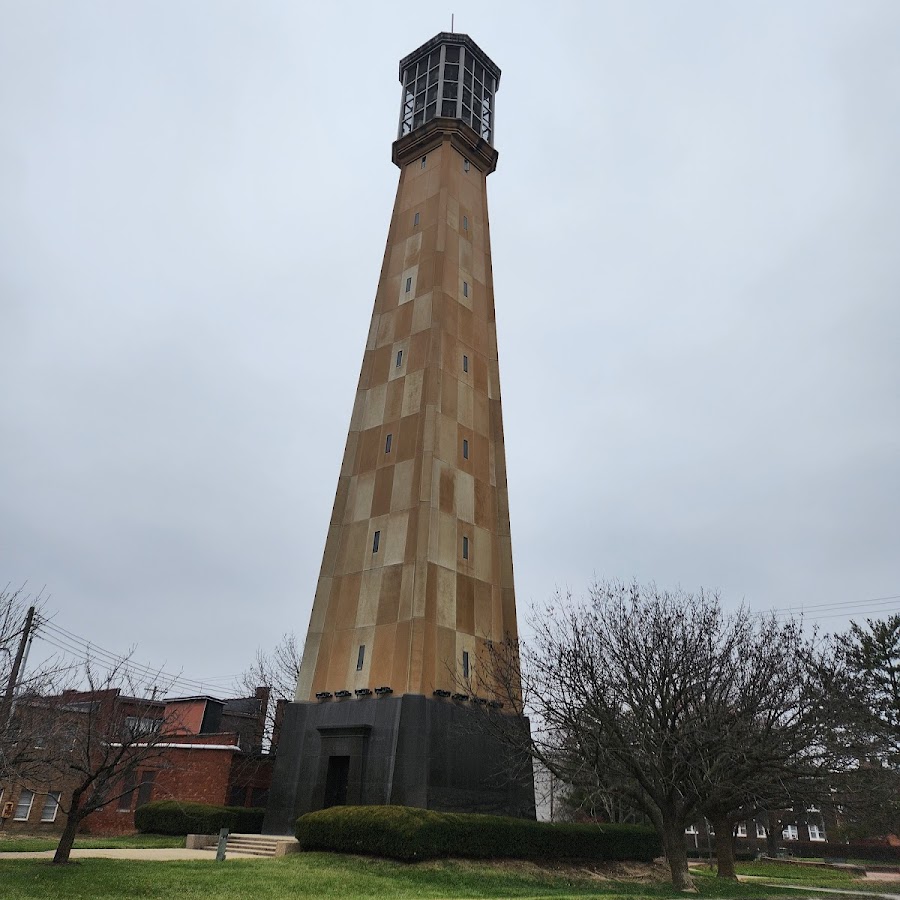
[265,32,534,832]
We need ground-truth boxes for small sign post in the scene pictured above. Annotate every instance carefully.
[215,828,229,862]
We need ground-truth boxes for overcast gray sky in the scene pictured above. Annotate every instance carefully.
[2,1,898,692]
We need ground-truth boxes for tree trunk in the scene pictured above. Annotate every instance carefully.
[662,822,695,891]
[712,815,737,879]
[53,791,81,865]
[766,811,779,857]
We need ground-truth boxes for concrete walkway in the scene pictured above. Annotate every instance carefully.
[743,879,900,900]
[0,848,258,861]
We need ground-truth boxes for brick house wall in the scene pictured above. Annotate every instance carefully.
[86,733,241,834]
[1,687,274,836]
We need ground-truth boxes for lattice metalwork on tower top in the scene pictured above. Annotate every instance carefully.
[398,33,501,144]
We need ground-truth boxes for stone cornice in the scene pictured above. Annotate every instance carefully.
[392,118,499,175]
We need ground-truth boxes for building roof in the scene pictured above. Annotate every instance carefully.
[223,697,262,716]
[398,32,501,86]
[164,695,224,704]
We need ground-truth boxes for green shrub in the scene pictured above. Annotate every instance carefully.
[228,806,265,834]
[134,800,265,835]
[294,805,660,862]
[687,848,756,861]
[789,841,900,863]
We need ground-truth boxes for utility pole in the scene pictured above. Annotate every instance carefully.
[2,605,35,725]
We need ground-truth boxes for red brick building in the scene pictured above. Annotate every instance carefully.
[1,688,274,835]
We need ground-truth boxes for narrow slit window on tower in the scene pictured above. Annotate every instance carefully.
[357,645,365,671]
[405,277,412,293]
[463,354,469,373]
[463,439,469,459]
[462,535,469,560]
[421,155,427,169]
[463,215,468,231]
[373,531,380,553]
[463,651,470,678]
[463,158,470,173]
[463,281,469,298]
[385,433,392,453]
[414,211,419,226]
[396,349,403,367]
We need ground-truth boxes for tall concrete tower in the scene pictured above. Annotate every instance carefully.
[265,32,534,832]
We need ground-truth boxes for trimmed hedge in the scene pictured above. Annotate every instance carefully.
[230,806,266,833]
[788,841,900,863]
[295,805,661,862]
[687,848,756,861]
[135,800,265,835]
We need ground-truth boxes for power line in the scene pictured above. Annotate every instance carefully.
[769,603,900,623]
[36,631,202,694]
[800,608,900,623]
[769,593,900,615]
[33,617,242,696]
[38,620,243,693]
[41,618,243,685]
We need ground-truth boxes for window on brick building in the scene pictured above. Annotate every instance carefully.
[782,825,799,840]
[372,531,380,553]
[118,771,136,811]
[462,651,470,678]
[420,156,426,169]
[125,715,159,737]
[396,349,403,367]
[40,792,61,823]
[414,212,419,226]
[14,790,34,821]
[464,158,470,172]
[136,771,156,808]
[463,281,469,298]
[357,645,365,671]
[463,354,468,373]
[462,536,469,560]
[463,215,468,231]
[385,433,392,453]
[462,439,469,459]
[405,277,412,293]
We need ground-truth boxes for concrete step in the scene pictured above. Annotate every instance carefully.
[225,833,299,859]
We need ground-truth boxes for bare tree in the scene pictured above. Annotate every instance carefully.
[17,654,177,864]
[691,620,833,878]
[1,585,70,784]
[237,631,302,748]
[483,581,826,889]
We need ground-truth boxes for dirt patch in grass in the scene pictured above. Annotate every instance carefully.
[418,856,671,884]
[862,872,900,883]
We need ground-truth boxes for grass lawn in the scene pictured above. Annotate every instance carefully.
[723,860,900,893]
[0,833,183,853]
[0,853,856,900]
[733,861,862,885]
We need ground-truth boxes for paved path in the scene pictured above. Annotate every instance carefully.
[0,848,258,861]
[744,879,900,900]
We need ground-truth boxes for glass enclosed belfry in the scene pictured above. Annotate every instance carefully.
[398,33,500,143]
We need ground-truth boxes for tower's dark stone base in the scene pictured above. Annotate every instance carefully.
[263,694,536,834]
